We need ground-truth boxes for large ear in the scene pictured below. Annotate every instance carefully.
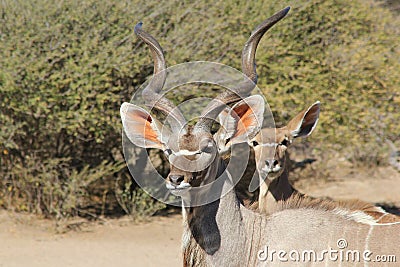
[120,102,167,149]
[218,95,265,146]
[286,101,320,138]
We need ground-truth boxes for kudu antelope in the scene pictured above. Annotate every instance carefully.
[218,102,400,223]
[250,105,400,222]
[121,7,400,266]
[250,101,321,210]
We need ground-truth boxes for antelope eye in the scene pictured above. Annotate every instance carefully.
[164,148,172,156]
[281,138,290,147]
[224,137,231,146]
[252,140,259,147]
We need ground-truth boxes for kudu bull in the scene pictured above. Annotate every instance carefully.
[121,7,400,266]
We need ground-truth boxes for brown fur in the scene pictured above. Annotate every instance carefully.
[266,193,400,223]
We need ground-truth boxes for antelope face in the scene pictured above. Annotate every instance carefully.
[163,129,218,196]
[121,95,265,197]
[250,128,292,180]
[251,102,321,181]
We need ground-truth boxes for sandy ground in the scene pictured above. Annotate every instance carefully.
[296,165,400,208]
[0,212,182,267]
[0,165,399,267]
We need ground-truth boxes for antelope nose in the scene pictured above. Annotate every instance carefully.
[265,159,278,168]
[169,175,184,186]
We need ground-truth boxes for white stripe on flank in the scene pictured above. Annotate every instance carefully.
[364,225,374,267]
[373,206,388,214]
[333,208,400,226]
[333,208,376,225]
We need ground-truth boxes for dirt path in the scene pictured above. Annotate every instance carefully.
[296,165,400,208]
[0,212,182,267]
[0,166,399,267]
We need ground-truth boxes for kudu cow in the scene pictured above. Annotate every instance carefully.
[218,102,400,223]
[121,7,400,267]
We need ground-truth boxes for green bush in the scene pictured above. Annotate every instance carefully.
[0,0,399,218]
